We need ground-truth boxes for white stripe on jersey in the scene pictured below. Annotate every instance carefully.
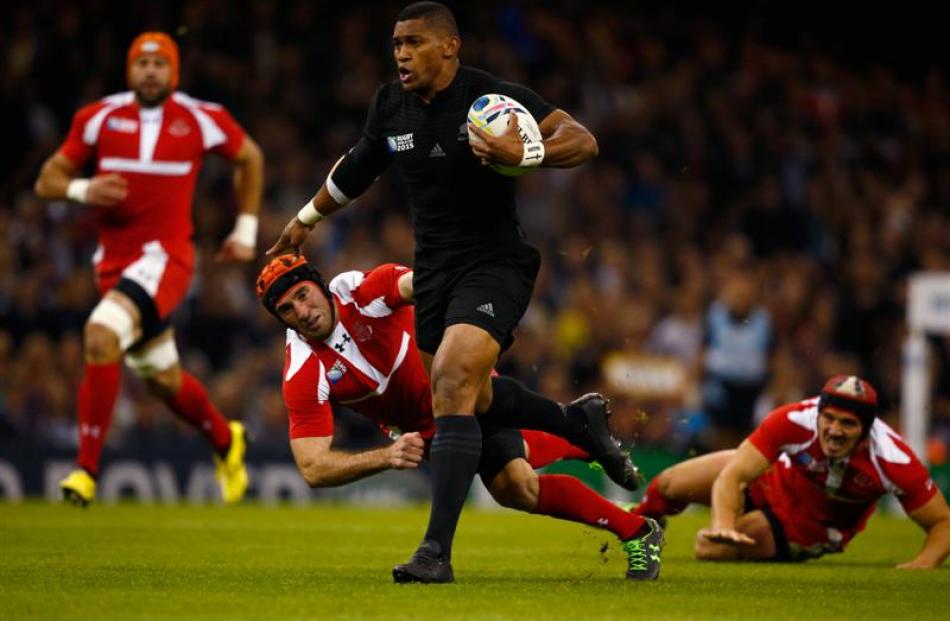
[172,92,227,149]
[781,400,819,455]
[868,420,912,495]
[330,271,394,318]
[317,360,330,404]
[120,240,169,296]
[285,331,313,381]
[139,107,162,161]
[83,92,136,145]
[100,157,193,176]
[335,331,411,404]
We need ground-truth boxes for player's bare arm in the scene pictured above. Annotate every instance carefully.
[34,151,128,207]
[898,490,950,569]
[290,432,425,488]
[397,270,414,303]
[215,136,264,263]
[468,109,597,169]
[701,439,771,545]
[266,157,350,257]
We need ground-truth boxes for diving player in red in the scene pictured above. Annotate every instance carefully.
[34,32,264,506]
[633,376,950,567]
[256,255,665,581]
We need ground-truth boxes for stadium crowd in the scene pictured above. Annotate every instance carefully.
[1,2,948,462]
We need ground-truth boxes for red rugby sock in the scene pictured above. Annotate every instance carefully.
[521,430,590,469]
[533,474,646,540]
[633,477,687,518]
[163,372,232,455]
[76,362,122,477]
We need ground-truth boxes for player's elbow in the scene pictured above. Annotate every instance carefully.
[33,177,48,199]
[297,462,330,488]
[239,137,264,169]
[34,167,55,199]
[583,134,599,160]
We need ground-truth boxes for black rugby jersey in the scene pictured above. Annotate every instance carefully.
[332,65,555,260]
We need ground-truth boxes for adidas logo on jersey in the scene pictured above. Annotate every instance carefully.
[429,142,446,158]
[476,302,495,317]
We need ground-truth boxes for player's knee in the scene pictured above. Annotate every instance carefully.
[655,469,676,498]
[83,321,122,363]
[141,365,182,398]
[86,297,138,362]
[693,536,733,562]
[126,339,181,397]
[489,466,539,511]
[431,364,482,411]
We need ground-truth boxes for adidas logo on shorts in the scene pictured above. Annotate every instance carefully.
[429,143,446,158]
[476,302,495,317]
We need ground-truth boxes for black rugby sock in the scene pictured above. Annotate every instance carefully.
[481,376,586,444]
[422,415,482,560]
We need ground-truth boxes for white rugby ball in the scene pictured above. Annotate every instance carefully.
[467,93,543,177]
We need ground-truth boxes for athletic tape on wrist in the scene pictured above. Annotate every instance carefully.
[297,202,323,226]
[520,142,545,168]
[66,178,91,203]
[230,213,258,247]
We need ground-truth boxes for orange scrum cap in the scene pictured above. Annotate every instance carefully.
[127,32,180,90]
[256,255,332,320]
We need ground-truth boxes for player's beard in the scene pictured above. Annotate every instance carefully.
[135,85,171,108]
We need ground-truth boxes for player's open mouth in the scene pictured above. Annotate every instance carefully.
[398,67,413,82]
[825,435,845,448]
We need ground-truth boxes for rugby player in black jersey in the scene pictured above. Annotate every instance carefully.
[268,1,649,583]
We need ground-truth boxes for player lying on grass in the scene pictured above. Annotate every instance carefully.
[256,255,664,581]
[633,376,950,567]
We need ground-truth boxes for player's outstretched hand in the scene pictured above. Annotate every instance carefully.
[87,173,128,206]
[468,111,524,167]
[215,238,255,263]
[896,559,936,570]
[266,217,313,258]
[388,431,425,470]
[699,527,756,546]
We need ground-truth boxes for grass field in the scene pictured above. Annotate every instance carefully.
[1,502,946,620]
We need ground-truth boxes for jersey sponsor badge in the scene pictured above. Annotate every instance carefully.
[327,360,348,384]
[106,117,138,133]
[168,118,192,137]
[352,321,373,343]
[386,133,414,152]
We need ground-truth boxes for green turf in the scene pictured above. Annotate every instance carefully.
[0,502,946,620]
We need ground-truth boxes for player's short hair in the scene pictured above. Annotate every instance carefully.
[397,1,459,37]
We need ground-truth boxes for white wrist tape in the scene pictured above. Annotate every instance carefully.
[229,213,258,247]
[297,202,324,226]
[66,178,91,203]
[520,142,545,168]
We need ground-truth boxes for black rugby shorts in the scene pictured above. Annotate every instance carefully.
[413,245,540,354]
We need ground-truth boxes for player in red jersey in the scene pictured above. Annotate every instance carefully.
[633,376,950,567]
[256,255,665,581]
[34,32,264,506]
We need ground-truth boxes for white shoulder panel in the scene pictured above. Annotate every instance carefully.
[172,92,226,149]
[284,330,314,382]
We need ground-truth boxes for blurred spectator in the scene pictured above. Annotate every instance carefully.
[698,269,775,450]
